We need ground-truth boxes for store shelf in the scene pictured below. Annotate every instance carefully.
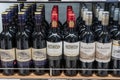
[0,73,120,79]
[0,0,119,3]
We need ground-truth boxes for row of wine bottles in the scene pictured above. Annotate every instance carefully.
[0,3,120,77]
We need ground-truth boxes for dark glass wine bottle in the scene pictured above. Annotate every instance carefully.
[0,12,15,75]
[92,4,101,31]
[94,8,104,40]
[111,8,120,77]
[47,11,62,76]
[32,12,47,75]
[76,3,87,28]
[63,6,73,38]
[39,4,49,30]
[110,8,119,38]
[80,11,95,76]
[16,12,31,76]
[64,12,79,76]
[96,11,112,77]
[109,4,115,26]
[78,8,88,35]
[19,3,24,11]
[111,30,120,77]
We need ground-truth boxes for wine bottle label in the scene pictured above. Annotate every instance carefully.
[64,41,79,57]
[80,42,95,62]
[96,42,112,63]
[32,48,46,61]
[0,48,15,62]
[112,40,120,59]
[47,41,62,56]
[16,48,31,62]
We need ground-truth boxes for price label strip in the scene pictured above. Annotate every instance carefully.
[107,0,118,1]
[0,79,20,80]
[62,0,106,1]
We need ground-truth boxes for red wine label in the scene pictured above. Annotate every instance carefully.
[0,48,15,62]
[16,48,31,62]
[80,42,95,62]
[32,48,46,61]
[96,42,112,63]
[64,42,79,57]
[47,41,62,56]
[112,40,120,58]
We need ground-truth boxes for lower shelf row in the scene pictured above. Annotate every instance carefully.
[0,73,120,79]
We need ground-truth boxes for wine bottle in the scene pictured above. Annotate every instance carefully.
[32,12,47,75]
[109,4,115,26]
[64,12,79,76]
[96,11,112,77]
[19,3,24,11]
[78,8,88,35]
[0,12,15,75]
[110,8,119,38]
[80,11,95,76]
[94,8,104,40]
[39,4,49,30]
[92,4,101,31]
[111,8,120,76]
[47,11,62,76]
[63,6,73,38]
[53,5,62,28]
[16,12,31,76]
[76,4,86,28]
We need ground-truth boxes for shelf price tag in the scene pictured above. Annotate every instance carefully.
[49,0,61,1]
[106,0,118,1]
[8,0,17,1]
[17,0,26,1]
[35,0,48,1]
[62,0,106,1]
[0,79,20,80]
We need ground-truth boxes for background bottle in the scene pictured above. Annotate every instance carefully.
[111,9,120,77]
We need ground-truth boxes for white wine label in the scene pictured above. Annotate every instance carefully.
[16,48,31,62]
[80,42,95,62]
[64,41,79,57]
[32,48,46,61]
[96,42,112,63]
[47,41,62,56]
[0,48,15,62]
[112,40,120,59]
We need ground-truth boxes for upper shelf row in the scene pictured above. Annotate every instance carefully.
[0,0,119,3]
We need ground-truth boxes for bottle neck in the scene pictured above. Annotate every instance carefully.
[86,25,91,31]
[18,20,25,32]
[3,22,9,32]
[68,21,75,32]
[113,20,118,24]
[51,21,58,33]
[103,25,108,32]
[35,22,41,32]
